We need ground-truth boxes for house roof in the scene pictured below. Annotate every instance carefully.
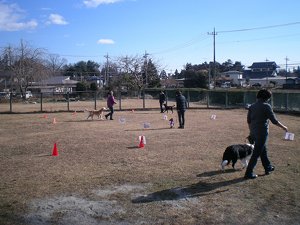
[248,61,280,69]
[39,76,78,85]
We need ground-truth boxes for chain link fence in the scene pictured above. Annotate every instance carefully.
[0,89,299,113]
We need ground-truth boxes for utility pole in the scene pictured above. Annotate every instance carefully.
[104,53,110,87]
[208,28,217,84]
[143,51,149,87]
[285,56,289,83]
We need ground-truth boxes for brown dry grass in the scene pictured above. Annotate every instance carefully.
[0,108,299,225]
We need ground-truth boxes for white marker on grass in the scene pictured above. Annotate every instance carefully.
[284,132,295,141]
[119,117,126,124]
[210,114,217,120]
[143,122,150,129]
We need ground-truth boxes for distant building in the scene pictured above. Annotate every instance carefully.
[218,71,244,86]
[29,76,78,94]
[160,78,184,88]
[244,61,279,79]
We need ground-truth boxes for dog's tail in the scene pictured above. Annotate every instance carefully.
[221,160,229,171]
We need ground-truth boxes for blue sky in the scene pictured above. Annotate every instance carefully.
[1,0,300,73]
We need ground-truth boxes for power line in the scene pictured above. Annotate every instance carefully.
[217,33,300,45]
[218,21,300,33]
[151,35,209,55]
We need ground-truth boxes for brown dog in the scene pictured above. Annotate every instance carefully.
[85,107,107,120]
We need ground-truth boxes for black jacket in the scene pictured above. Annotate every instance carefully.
[176,94,187,111]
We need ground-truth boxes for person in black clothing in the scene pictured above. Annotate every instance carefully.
[244,89,288,179]
[175,90,187,129]
[159,91,166,113]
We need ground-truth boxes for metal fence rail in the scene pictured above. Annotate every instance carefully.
[0,89,299,113]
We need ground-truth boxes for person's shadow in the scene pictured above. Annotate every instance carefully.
[132,170,244,204]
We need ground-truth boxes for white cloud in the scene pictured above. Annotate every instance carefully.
[83,0,122,8]
[0,2,38,31]
[97,39,115,44]
[47,14,68,25]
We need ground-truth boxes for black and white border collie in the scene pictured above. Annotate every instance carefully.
[221,136,255,171]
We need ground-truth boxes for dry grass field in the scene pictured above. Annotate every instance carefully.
[0,107,299,225]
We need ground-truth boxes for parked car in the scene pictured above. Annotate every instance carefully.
[21,91,33,99]
[221,82,231,88]
[0,92,10,99]
[252,83,262,87]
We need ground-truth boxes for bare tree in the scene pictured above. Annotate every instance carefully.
[45,54,67,76]
[1,40,47,98]
[118,55,146,91]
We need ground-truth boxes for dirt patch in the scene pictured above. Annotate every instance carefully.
[0,109,299,224]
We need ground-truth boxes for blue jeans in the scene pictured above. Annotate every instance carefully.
[245,133,271,175]
[106,106,114,119]
[177,110,185,127]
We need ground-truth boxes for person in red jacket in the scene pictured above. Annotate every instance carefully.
[105,91,117,120]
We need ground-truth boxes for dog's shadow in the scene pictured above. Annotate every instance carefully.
[125,128,171,131]
[132,172,244,204]
[196,169,237,178]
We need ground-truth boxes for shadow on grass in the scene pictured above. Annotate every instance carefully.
[36,154,52,157]
[197,169,237,178]
[125,128,171,131]
[132,174,244,203]
[64,119,105,123]
[127,146,140,149]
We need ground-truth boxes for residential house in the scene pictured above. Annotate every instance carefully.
[218,70,244,87]
[160,78,185,88]
[29,76,78,94]
[244,61,279,79]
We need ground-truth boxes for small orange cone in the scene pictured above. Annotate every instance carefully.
[131,109,135,113]
[138,136,145,148]
[52,143,58,156]
[52,118,57,124]
[43,114,48,119]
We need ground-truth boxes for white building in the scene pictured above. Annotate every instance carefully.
[220,71,244,86]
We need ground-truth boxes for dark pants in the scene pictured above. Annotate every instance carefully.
[159,101,164,113]
[177,110,185,128]
[245,133,271,175]
[105,106,114,120]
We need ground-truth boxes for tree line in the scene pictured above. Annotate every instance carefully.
[1,40,299,97]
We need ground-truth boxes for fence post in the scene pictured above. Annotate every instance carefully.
[270,94,273,108]
[118,89,122,110]
[225,91,228,108]
[94,91,97,110]
[165,90,168,105]
[142,89,145,109]
[187,90,190,108]
[40,93,43,112]
[9,92,12,113]
[285,93,289,111]
[206,90,210,108]
[67,92,70,112]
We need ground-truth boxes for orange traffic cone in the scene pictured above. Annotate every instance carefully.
[138,136,145,148]
[52,143,58,156]
[43,114,48,119]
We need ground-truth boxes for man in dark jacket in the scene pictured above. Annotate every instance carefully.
[175,90,187,129]
[159,91,166,113]
[244,89,288,179]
